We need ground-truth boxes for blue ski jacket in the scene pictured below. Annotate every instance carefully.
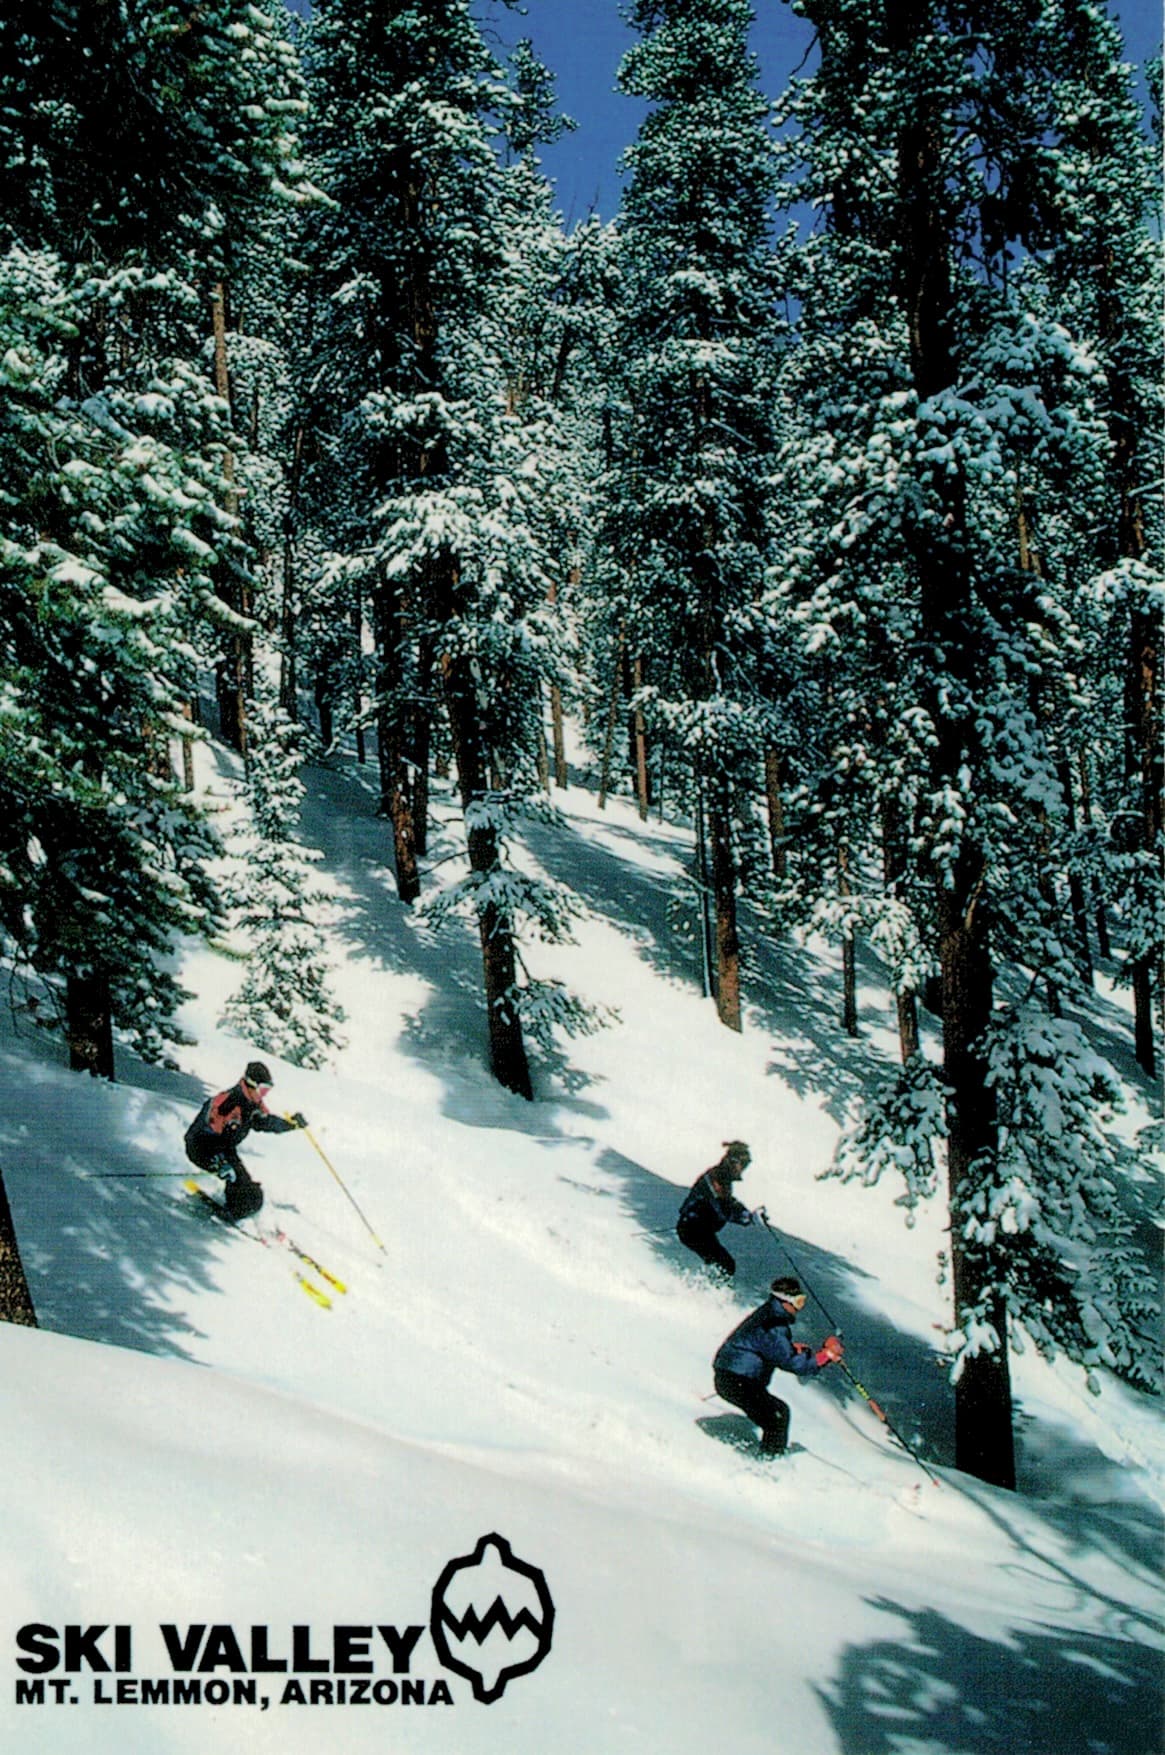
[714,1297,822,1385]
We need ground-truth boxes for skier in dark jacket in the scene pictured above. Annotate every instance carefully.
[184,1060,307,1218]
[712,1276,844,1455]
[676,1141,761,1276]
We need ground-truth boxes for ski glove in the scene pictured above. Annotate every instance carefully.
[753,1205,768,1224]
[815,1334,844,1367]
[290,1113,308,1129]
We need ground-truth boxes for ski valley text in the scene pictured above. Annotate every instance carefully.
[13,1624,455,1710]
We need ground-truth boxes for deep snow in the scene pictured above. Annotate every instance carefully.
[0,739,1161,1755]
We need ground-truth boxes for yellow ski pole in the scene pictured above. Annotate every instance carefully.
[292,1119,387,1254]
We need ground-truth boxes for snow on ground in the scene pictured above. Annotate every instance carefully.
[0,746,1161,1755]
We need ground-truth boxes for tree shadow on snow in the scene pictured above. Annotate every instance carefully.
[817,1596,1163,1755]
[0,1044,226,1363]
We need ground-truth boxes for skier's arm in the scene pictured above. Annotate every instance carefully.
[251,1111,299,1135]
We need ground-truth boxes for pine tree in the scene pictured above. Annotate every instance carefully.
[303,0,590,1097]
[775,0,1161,1486]
[0,0,308,1073]
[221,686,346,1068]
[607,0,783,1031]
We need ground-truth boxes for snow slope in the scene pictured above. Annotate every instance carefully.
[0,747,1161,1755]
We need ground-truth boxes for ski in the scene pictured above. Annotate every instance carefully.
[182,1180,334,1309]
[272,1229,348,1295]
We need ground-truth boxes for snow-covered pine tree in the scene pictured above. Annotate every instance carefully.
[775,0,1161,1486]
[303,0,589,1097]
[1038,12,1163,1075]
[221,686,345,1068]
[608,0,783,1031]
[0,0,308,1074]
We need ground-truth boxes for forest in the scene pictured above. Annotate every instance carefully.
[0,0,1160,1495]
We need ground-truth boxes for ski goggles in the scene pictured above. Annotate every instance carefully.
[243,1079,272,1097]
[775,1291,806,1311]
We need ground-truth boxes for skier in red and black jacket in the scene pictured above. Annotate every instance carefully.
[184,1061,307,1218]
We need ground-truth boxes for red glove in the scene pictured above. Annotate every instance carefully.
[815,1334,844,1367]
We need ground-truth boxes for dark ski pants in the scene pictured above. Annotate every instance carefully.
[185,1142,264,1219]
[677,1220,735,1276]
[714,1369,790,1455]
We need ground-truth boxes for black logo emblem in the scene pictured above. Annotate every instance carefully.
[429,1533,555,1704]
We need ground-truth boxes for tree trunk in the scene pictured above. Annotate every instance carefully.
[180,701,196,793]
[632,657,650,821]
[412,633,434,858]
[0,1171,36,1327]
[1056,755,1093,983]
[373,583,420,905]
[549,578,569,789]
[881,798,919,1060]
[709,791,742,1031]
[66,970,115,1080]
[211,281,248,756]
[1078,753,1112,960]
[894,33,1014,1487]
[764,747,787,881]
[440,618,532,1100]
[838,844,858,1037]
[597,631,625,810]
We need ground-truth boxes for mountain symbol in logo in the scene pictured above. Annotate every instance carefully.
[429,1533,555,1704]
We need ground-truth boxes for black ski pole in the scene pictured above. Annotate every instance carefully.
[759,1214,844,1332]
[838,1361,941,1487]
[760,1216,940,1487]
[77,1170,194,1179]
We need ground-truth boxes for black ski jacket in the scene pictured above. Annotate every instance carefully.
[678,1170,751,1236]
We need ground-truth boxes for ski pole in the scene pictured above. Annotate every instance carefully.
[838,1361,941,1487]
[759,1214,844,1332]
[295,1120,387,1255]
[760,1216,940,1487]
[78,1170,194,1179]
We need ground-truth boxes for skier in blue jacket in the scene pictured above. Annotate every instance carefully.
[676,1140,761,1276]
[713,1276,844,1455]
[184,1060,306,1218]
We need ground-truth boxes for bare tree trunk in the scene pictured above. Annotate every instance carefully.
[373,583,420,905]
[549,577,569,788]
[710,792,742,1031]
[1056,756,1093,983]
[410,633,434,857]
[1079,753,1112,960]
[838,844,858,1037]
[893,25,1014,1486]
[66,971,115,1080]
[632,656,650,821]
[0,1172,36,1327]
[351,585,367,765]
[211,282,248,755]
[180,700,196,793]
[597,630,625,810]
[764,747,787,881]
[881,799,919,1060]
[441,604,532,1100]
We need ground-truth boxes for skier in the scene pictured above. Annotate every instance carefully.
[184,1060,307,1219]
[676,1140,762,1277]
[712,1275,844,1455]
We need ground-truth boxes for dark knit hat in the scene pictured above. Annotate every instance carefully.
[721,1139,751,1171]
[770,1276,803,1301]
[244,1060,273,1087]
